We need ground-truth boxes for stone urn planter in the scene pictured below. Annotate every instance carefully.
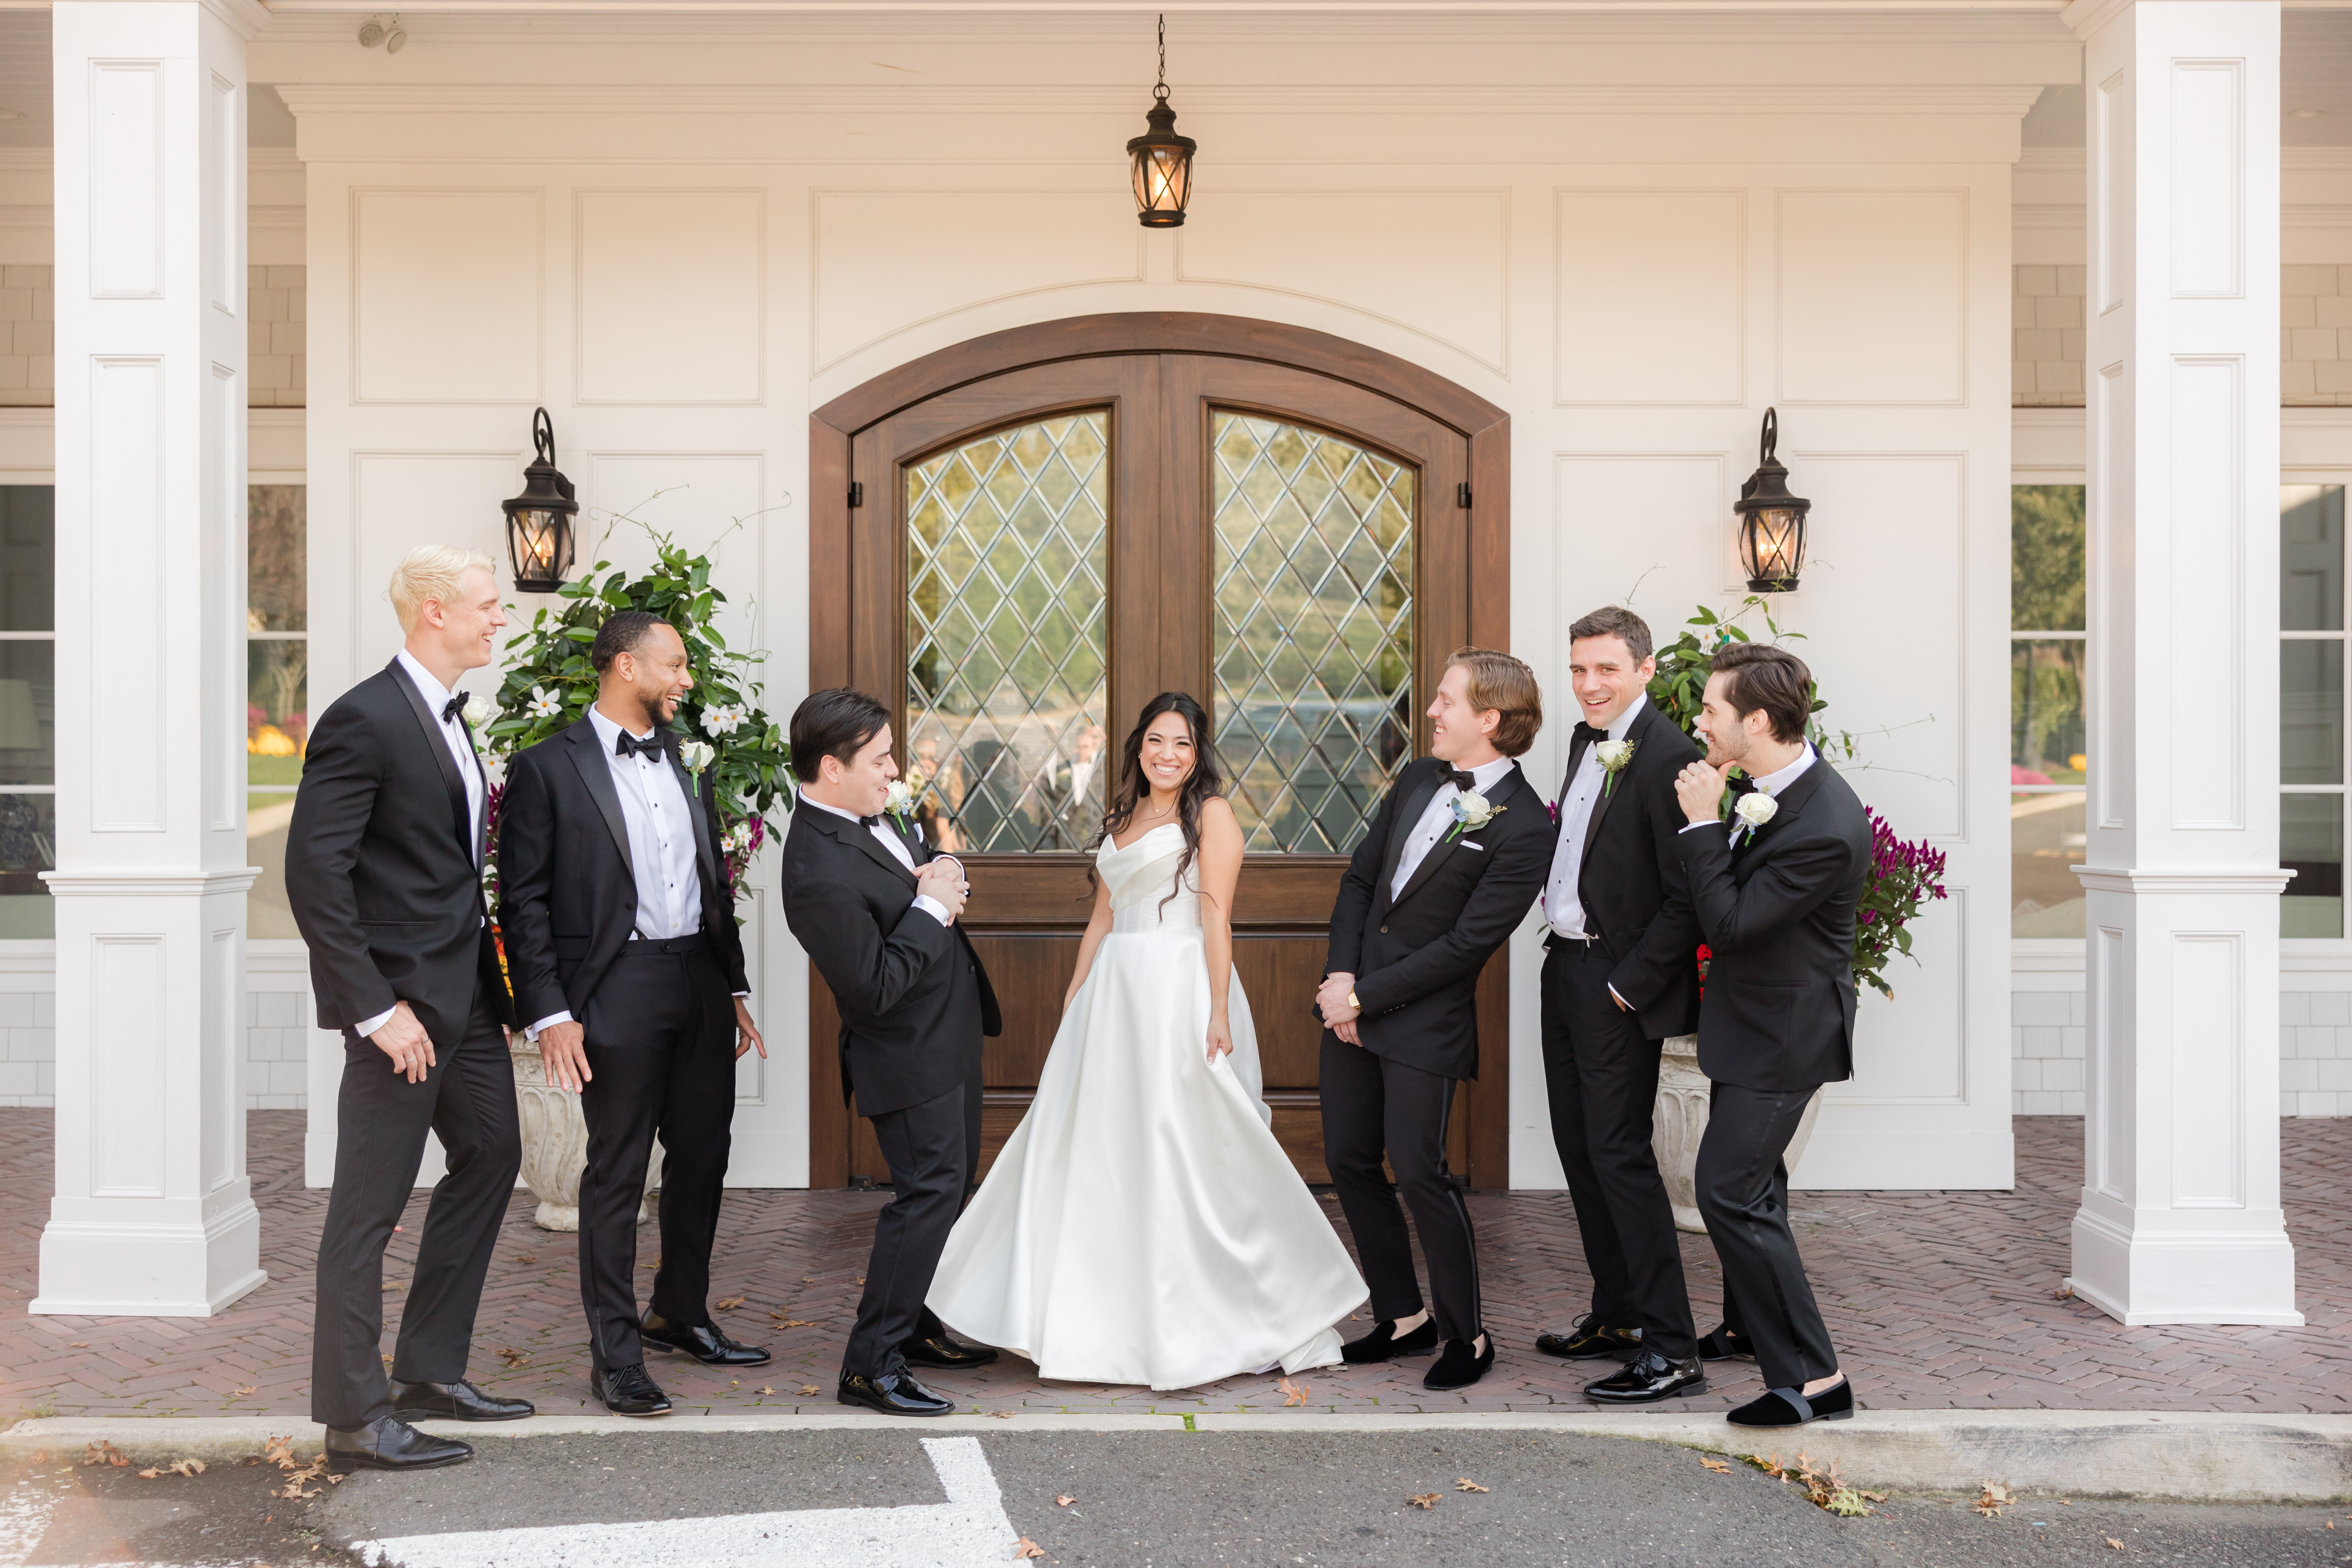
[1651,1035,1825,1234]
[510,1035,663,1232]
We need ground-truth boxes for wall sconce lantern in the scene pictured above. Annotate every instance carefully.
[502,407,577,594]
[1734,408,1810,593]
[1128,14,1196,228]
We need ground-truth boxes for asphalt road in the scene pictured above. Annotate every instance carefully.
[3,1430,2349,1568]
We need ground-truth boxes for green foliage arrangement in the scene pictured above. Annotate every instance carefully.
[482,528,791,903]
[1644,596,1851,761]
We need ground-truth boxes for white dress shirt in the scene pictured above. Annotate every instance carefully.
[1391,754,1516,900]
[802,795,957,928]
[1543,692,1647,939]
[525,705,746,1039]
[360,651,486,1041]
[1682,743,1818,843]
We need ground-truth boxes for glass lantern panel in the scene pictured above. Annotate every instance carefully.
[904,412,1110,854]
[1211,411,1416,853]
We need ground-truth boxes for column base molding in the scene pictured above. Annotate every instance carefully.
[31,1195,266,1318]
[2067,1204,2304,1327]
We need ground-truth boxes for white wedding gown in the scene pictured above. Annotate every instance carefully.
[927,823,1368,1390]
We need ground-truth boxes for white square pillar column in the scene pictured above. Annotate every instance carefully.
[2065,0,2299,1325]
[35,0,268,1316]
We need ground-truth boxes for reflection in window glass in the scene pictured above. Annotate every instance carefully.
[0,790,52,938]
[0,641,52,787]
[247,484,307,939]
[2283,639,2346,786]
[2012,484,2088,938]
[2285,792,2345,939]
[2011,793,2085,938]
[247,793,301,939]
[2011,639,2086,785]
[247,640,307,787]
[0,487,51,633]
[2283,485,2345,632]
[247,485,306,633]
[2012,485,2086,632]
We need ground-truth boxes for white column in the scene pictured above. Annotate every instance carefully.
[2066,0,2298,1325]
[34,0,267,1316]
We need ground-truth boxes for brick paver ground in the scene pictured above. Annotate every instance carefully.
[3,1111,2348,1420]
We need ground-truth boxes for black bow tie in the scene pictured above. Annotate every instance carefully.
[1444,767,1478,791]
[859,814,884,830]
[441,694,467,724]
[1575,723,1609,745]
[614,729,663,760]
[1729,772,1758,795]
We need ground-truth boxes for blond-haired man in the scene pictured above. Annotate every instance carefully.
[286,545,530,1470]
[1315,647,1553,1393]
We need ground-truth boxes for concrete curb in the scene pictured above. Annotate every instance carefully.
[6,1411,2349,1503]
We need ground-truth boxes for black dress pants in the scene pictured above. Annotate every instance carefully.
[1695,1080,1838,1391]
[312,988,520,1431]
[842,1074,978,1380]
[1319,1036,1483,1345]
[1540,939,1696,1361]
[576,936,738,1373]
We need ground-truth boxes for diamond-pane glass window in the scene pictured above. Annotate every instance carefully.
[1211,413,1415,852]
[905,414,1110,854]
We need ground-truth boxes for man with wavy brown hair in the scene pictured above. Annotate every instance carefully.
[1315,647,1553,1393]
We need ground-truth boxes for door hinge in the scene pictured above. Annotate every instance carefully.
[1456,482,1472,509]
[848,481,864,508]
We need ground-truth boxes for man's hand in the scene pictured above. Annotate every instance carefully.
[1334,1019,1363,1046]
[537,1020,593,1094]
[1674,758,1726,827]
[1316,971,1360,1027]
[917,858,968,923]
[733,997,766,1062]
[368,1002,436,1085]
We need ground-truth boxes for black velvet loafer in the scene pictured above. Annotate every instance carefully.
[642,1312,771,1367]
[901,1331,999,1369]
[1340,1317,1440,1364]
[1695,1324,1757,1361]
[325,1416,471,1471]
[1423,1336,1495,1391]
[1727,1377,1854,1427]
[388,1378,534,1422]
[1535,1313,1642,1360]
[1583,1350,1706,1405]
[838,1371,954,1417]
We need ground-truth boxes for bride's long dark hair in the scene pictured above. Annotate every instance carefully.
[1087,691,1224,909]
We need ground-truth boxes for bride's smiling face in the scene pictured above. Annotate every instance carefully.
[1137,711,1196,798]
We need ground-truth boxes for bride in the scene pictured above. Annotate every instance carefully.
[926,692,1368,1390]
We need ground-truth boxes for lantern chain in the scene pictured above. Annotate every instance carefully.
[1156,13,1168,101]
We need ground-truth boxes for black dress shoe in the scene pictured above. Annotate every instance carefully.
[325,1416,471,1471]
[902,1331,999,1369]
[1727,1376,1854,1427]
[1583,1350,1707,1405]
[1423,1335,1495,1391]
[642,1312,771,1367]
[1534,1313,1642,1361]
[1695,1324,1756,1361]
[589,1362,673,1417]
[1340,1317,1440,1364]
[838,1371,954,1417]
[388,1377,535,1423]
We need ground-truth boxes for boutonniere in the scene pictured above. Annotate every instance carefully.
[1443,789,1504,844]
[1594,739,1635,798]
[679,739,716,775]
[883,779,918,828]
[1732,790,1778,843]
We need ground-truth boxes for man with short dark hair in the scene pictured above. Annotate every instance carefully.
[779,689,1002,1417]
[1670,639,1873,1428]
[498,608,767,1419]
[1531,606,1707,1405]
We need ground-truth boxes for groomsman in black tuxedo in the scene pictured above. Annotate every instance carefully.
[499,610,769,1419]
[288,545,532,1471]
[1531,606,1708,1404]
[1670,640,1872,1428]
[779,690,1002,1418]
[1317,648,1553,1392]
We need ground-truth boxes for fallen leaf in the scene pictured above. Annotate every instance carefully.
[82,1440,127,1468]
[1455,1477,1488,1493]
[69,1342,88,1349]
[770,1318,816,1329]
[1975,1481,2014,1518]
[2060,1500,2073,1506]
[1013,1537,1045,1560]
[1700,1458,1732,1474]
[382,1281,406,1293]
[2105,1539,2124,1551]
[1055,1495,1076,1508]
[138,1467,158,1478]
[263,1435,297,1469]
[1278,1376,1309,1407]
[798,1385,821,1396]
[988,1410,1013,1420]
[715,1296,745,1311]
[515,1254,537,1265]
[498,1347,530,1368]
[2055,1283,2075,1299]
[1407,1493,1440,1510]
[756,1386,776,1396]
[233,1386,256,1398]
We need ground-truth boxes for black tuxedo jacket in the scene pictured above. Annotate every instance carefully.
[779,804,1001,1118]
[1322,755,1554,1080]
[1555,699,1704,1039]
[1672,756,1873,1093]
[285,659,514,1045]
[496,715,750,1030]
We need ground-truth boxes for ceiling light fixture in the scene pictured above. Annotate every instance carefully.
[357,14,406,54]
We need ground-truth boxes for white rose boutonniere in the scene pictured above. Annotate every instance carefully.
[1594,739,1636,798]
[1732,790,1778,843]
[680,739,716,775]
[1444,789,1504,843]
[883,779,918,827]
[460,691,495,730]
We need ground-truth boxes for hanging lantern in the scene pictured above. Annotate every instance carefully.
[1127,14,1196,228]
[501,407,578,594]
[1734,408,1810,594]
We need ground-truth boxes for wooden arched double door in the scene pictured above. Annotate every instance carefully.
[808,314,1511,1189]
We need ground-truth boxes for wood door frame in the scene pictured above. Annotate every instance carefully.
[808,313,1513,1190]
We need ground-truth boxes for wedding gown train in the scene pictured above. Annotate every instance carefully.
[926,822,1368,1390]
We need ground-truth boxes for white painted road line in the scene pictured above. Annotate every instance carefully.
[351,1437,1026,1568]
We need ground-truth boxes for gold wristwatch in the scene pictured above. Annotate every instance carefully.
[1347,989,1360,1010]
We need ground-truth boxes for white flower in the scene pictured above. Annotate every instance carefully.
[723,820,754,854]
[1594,739,1635,772]
[883,779,918,820]
[1734,792,1779,829]
[680,739,716,773]
[1450,789,1497,831]
[461,691,495,729]
[702,702,747,737]
[524,685,564,720]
